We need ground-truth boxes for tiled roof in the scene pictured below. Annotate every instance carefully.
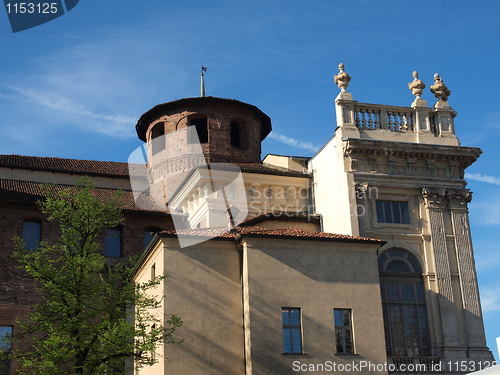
[0,155,145,178]
[159,226,384,244]
[0,155,308,178]
[238,211,320,227]
[0,179,166,213]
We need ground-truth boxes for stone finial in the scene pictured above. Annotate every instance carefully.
[408,71,425,99]
[430,73,450,102]
[334,63,351,92]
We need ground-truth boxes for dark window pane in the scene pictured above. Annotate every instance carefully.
[189,118,208,143]
[378,252,388,271]
[291,310,300,326]
[402,305,419,356]
[384,201,392,222]
[282,310,290,326]
[0,327,12,350]
[230,121,241,147]
[406,253,422,273]
[151,122,165,155]
[376,200,384,222]
[334,309,341,326]
[376,201,410,224]
[418,306,430,349]
[388,305,405,356]
[144,230,158,250]
[342,310,351,326]
[387,283,400,302]
[283,329,291,353]
[22,220,41,250]
[400,201,410,224]
[380,249,429,358]
[388,249,406,259]
[0,360,10,375]
[401,284,415,302]
[334,309,354,354]
[344,329,353,353]
[282,308,302,354]
[386,260,411,273]
[105,228,121,257]
[392,201,401,223]
[335,330,343,353]
[416,283,425,303]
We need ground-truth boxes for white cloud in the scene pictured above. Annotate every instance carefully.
[466,172,500,186]
[469,197,500,225]
[268,131,321,154]
[480,286,500,313]
[0,27,190,142]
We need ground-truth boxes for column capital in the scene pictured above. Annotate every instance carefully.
[447,188,472,210]
[422,187,447,209]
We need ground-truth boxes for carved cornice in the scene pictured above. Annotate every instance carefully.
[343,139,481,168]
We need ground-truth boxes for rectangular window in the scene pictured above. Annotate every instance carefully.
[282,308,302,354]
[151,263,156,281]
[22,220,41,250]
[376,200,410,224]
[334,309,354,354]
[0,326,12,375]
[104,228,122,257]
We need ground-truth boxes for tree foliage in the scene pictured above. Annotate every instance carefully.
[9,177,182,375]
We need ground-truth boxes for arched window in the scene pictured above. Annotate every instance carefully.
[379,249,430,357]
[189,117,208,143]
[104,227,122,257]
[22,220,41,250]
[151,122,165,155]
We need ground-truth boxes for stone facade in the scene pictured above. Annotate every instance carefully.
[0,67,494,374]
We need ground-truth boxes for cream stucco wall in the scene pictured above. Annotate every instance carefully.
[242,236,387,375]
[143,237,244,375]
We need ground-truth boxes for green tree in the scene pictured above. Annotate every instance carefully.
[8,177,182,375]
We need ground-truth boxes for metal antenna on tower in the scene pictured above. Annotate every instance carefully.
[200,66,207,97]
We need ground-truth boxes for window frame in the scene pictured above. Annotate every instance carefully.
[379,249,430,357]
[334,309,355,354]
[104,227,122,258]
[22,219,42,251]
[281,307,303,354]
[371,196,417,229]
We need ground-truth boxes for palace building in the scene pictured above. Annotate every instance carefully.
[0,65,494,374]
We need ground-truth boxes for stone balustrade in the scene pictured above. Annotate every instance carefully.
[333,64,459,146]
[353,103,414,132]
[336,99,458,145]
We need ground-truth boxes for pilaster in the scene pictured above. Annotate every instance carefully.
[422,187,465,361]
[448,189,494,360]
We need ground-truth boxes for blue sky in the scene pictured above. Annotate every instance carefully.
[1,0,499,357]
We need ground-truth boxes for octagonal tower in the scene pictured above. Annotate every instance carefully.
[135,96,272,203]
